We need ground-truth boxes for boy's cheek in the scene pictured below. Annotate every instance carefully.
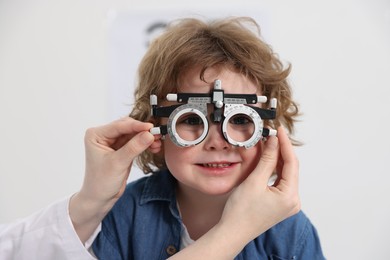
[245,144,263,172]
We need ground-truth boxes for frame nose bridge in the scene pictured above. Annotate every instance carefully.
[202,120,229,149]
[205,103,224,124]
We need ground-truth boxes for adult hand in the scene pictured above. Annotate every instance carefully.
[70,117,155,242]
[221,126,301,243]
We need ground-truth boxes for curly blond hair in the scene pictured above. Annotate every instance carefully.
[130,17,300,173]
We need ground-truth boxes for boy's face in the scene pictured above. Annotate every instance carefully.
[163,66,263,196]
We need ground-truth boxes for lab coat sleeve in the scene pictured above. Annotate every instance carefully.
[0,196,99,260]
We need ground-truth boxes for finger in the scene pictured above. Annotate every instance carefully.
[277,127,299,185]
[111,134,133,151]
[250,135,279,182]
[110,129,162,151]
[114,131,155,164]
[95,117,153,140]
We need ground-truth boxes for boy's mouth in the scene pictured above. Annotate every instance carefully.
[198,162,235,168]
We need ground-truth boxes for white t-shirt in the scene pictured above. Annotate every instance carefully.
[180,223,195,250]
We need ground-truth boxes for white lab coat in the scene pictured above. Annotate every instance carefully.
[0,197,99,260]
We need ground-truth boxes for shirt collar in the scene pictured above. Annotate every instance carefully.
[140,169,177,205]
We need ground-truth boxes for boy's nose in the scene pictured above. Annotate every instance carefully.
[203,123,230,150]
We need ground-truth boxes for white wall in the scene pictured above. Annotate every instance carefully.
[1,0,389,259]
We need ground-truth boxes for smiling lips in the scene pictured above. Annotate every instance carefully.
[198,162,236,168]
[202,163,231,168]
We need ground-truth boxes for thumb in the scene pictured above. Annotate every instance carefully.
[115,131,154,164]
[250,136,279,182]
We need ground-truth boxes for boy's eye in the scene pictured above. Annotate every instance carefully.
[229,115,252,125]
[180,115,204,125]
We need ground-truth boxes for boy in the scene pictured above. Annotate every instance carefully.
[71,17,324,259]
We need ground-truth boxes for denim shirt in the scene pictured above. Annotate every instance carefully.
[92,170,325,260]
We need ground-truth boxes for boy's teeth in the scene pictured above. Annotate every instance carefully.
[203,163,231,168]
